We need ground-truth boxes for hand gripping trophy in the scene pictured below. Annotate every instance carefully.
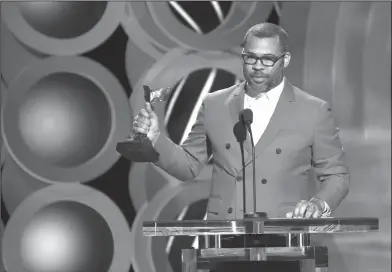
[116,85,171,162]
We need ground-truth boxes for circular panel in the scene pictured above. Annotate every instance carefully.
[121,2,176,59]
[1,2,125,55]
[130,166,212,272]
[1,56,131,183]
[19,73,111,167]
[20,201,114,272]
[128,159,190,212]
[167,1,233,34]
[128,48,243,208]
[124,37,159,89]
[130,48,243,116]
[0,21,44,88]
[19,2,107,39]
[1,79,9,169]
[2,184,132,272]
[146,2,273,50]
[2,156,47,216]
[121,2,257,58]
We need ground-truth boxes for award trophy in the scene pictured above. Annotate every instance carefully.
[116,85,171,162]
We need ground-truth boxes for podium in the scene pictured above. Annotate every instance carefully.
[143,217,379,272]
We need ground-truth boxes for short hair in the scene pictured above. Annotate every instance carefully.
[241,23,289,52]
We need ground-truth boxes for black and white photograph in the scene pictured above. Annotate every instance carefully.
[0,1,391,272]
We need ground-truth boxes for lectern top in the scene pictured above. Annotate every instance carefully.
[143,217,379,236]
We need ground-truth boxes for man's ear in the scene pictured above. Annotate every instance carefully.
[283,52,291,68]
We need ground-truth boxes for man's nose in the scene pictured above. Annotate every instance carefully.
[252,62,265,70]
[252,59,265,70]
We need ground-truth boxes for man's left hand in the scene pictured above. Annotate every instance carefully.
[286,199,324,219]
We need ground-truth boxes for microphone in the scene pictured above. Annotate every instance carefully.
[233,121,247,143]
[233,121,247,216]
[240,109,257,217]
[241,108,253,126]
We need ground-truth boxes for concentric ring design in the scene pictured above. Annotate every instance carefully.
[1,79,9,169]
[124,37,159,90]
[121,2,269,57]
[128,48,243,209]
[121,2,176,59]
[146,2,273,50]
[1,2,125,55]
[0,20,44,87]
[130,48,243,116]
[2,184,132,272]
[1,56,131,183]
[2,156,48,216]
[128,163,180,212]
[130,166,212,272]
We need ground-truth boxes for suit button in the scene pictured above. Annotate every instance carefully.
[276,148,282,154]
[236,176,243,182]
[225,143,231,149]
[227,207,233,213]
[261,178,267,184]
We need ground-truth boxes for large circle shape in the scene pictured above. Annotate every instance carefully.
[130,48,243,116]
[124,38,159,90]
[2,184,132,272]
[1,56,131,183]
[146,2,273,50]
[130,167,212,272]
[0,20,44,88]
[1,79,9,169]
[121,2,176,59]
[1,2,125,55]
[128,48,243,208]
[2,156,48,216]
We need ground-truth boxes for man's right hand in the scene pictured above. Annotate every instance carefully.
[132,102,160,145]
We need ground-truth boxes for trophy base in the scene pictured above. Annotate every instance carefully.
[116,134,159,162]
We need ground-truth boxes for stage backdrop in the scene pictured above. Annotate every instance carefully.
[1,1,390,272]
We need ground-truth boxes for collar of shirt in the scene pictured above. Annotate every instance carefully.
[244,78,285,106]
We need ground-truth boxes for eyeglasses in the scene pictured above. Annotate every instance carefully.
[241,51,287,67]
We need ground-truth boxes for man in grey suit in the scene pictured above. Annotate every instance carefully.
[132,23,349,221]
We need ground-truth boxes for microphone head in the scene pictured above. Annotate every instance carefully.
[240,108,253,124]
[233,121,247,142]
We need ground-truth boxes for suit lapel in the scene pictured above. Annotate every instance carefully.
[243,79,296,168]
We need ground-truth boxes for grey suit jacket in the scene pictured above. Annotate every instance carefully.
[153,79,349,219]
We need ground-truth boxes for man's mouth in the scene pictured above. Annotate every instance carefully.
[252,75,267,82]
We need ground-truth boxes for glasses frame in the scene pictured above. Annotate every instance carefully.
[241,51,287,67]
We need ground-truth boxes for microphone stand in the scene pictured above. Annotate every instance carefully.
[240,140,247,216]
[248,125,257,215]
[234,121,248,216]
[244,123,268,220]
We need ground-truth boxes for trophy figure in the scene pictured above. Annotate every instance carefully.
[116,85,171,162]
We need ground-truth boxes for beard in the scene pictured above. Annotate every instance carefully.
[245,72,283,96]
[247,77,272,94]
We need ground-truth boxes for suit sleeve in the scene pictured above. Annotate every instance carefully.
[312,101,350,212]
[152,101,209,181]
